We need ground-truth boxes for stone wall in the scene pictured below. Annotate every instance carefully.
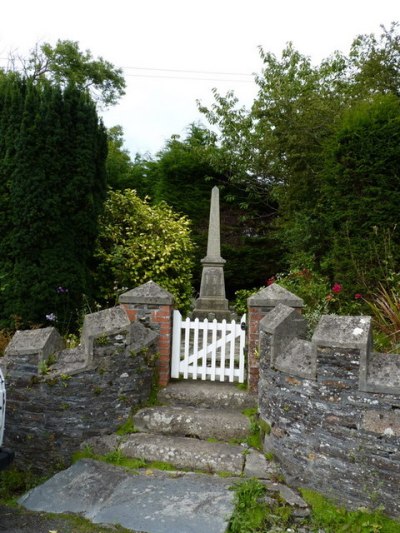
[258,303,400,518]
[247,285,304,391]
[0,306,159,474]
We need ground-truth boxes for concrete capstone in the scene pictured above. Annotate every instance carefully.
[119,280,174,305]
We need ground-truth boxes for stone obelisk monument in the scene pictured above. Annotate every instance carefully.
[193,186,230,320]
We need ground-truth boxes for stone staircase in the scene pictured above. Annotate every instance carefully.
[84,380,278,479]
[22,381,311,533]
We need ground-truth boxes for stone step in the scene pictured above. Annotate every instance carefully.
[83,433,279,479]
[20,459,309,533]
[158,380,257,410]
[133,405,250,441]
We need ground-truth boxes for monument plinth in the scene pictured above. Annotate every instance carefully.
[193,186,231,320]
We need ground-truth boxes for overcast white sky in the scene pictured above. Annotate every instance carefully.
[0,1,399,156]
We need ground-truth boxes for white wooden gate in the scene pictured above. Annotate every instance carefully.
[171,311,246,383]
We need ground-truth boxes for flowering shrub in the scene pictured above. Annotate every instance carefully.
[332,283,342,294]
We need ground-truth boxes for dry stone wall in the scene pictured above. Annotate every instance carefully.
[258,302,400,518]
[0,306,159,474]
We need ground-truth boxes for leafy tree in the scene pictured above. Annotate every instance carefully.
[94,189,195,311]
[128,124,282,296]
[321,94,400,292]
[199,23,400,277]
[106,125,136,189]
[105,125,157,197]
[349,22,400,98]
[7,39,125,107]
[0,75,108,330]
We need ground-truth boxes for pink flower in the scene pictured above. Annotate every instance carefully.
[354,293,363,299]
[266,276,276,286]
[332,283,342,294]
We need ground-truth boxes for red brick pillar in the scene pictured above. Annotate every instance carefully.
[247,284,304,392]
[119,281,174,387]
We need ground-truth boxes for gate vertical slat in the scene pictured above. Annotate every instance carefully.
[192,318,199,380]
[201,318,208,380]
[211,319,218,381]
[228,320,236,382]
[220,320,227,382]
[183,317,191,379]
[171,310,182,378]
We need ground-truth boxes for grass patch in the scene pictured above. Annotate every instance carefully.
[116,417,137,435]
[146,461,176,471]
[39,510,132,532]
[264,451,274,461]
[302,488,400,533]
[73,446,180,473]
[242,408,271,451]
[227,481,400,532]
[0,467,48,503]
[73,447,147,470]
[227,478,268,533]
[227,478,294,532]
[217,471,236,478]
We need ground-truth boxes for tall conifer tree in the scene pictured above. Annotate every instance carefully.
[0,75,107,329]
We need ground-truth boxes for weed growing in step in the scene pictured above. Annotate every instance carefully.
[227,479,267,532]
[242,408,271,451]
[116,417,137,435]
[228,478,296,532]
[145,461,176,472]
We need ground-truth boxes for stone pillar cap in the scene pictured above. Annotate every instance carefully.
[312,315,372,348]
[247,284,304,308]
[5,327,63,357]
[119,281,174,305]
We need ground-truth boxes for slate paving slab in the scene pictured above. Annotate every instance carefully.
[19,459,236,533]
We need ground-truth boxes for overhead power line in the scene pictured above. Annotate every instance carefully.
[124,73,254,83]
[0,58,255,83]
[121,65,254,77]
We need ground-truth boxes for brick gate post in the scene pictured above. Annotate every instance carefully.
[247,284,304,391]
[119,281,174,387]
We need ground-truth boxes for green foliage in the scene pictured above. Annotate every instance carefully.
[199,23,400,303]
[12,39,126,107]
[94,189,195,312]
[321,95,400,291]
[228,478,295,532]
[126,124,282,296]
[242,408,270,451]
[301,488,400,533]
[105,125,143,191]
[0,75,108,330]
[365,283,400,352]
[227,479,268,533]
[0,467,47,502]
[38,354,57,375]
[233,288,260,316]
[116,417,137,436]
[73,446,177,473]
